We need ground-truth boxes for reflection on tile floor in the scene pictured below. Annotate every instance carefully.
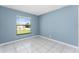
[0,36,78,53]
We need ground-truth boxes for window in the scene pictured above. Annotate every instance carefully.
[16,16,31,35]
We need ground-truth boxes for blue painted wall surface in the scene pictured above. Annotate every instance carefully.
[0,6,38,44]
[39,6,78,46]
[0,6,78,46]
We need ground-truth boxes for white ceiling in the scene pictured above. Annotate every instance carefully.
[3,5,67,16]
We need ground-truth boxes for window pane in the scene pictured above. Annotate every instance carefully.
[16,16,31,35]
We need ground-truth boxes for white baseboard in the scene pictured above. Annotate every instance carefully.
[0,35,39,46]
[38,35,78,49]
[0,35,78,49]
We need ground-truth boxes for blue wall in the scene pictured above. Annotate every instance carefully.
[39,6,78,46]
[0,6,38,44]
[0,6,78,46]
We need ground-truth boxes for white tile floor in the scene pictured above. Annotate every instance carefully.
[0,36,78,53]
